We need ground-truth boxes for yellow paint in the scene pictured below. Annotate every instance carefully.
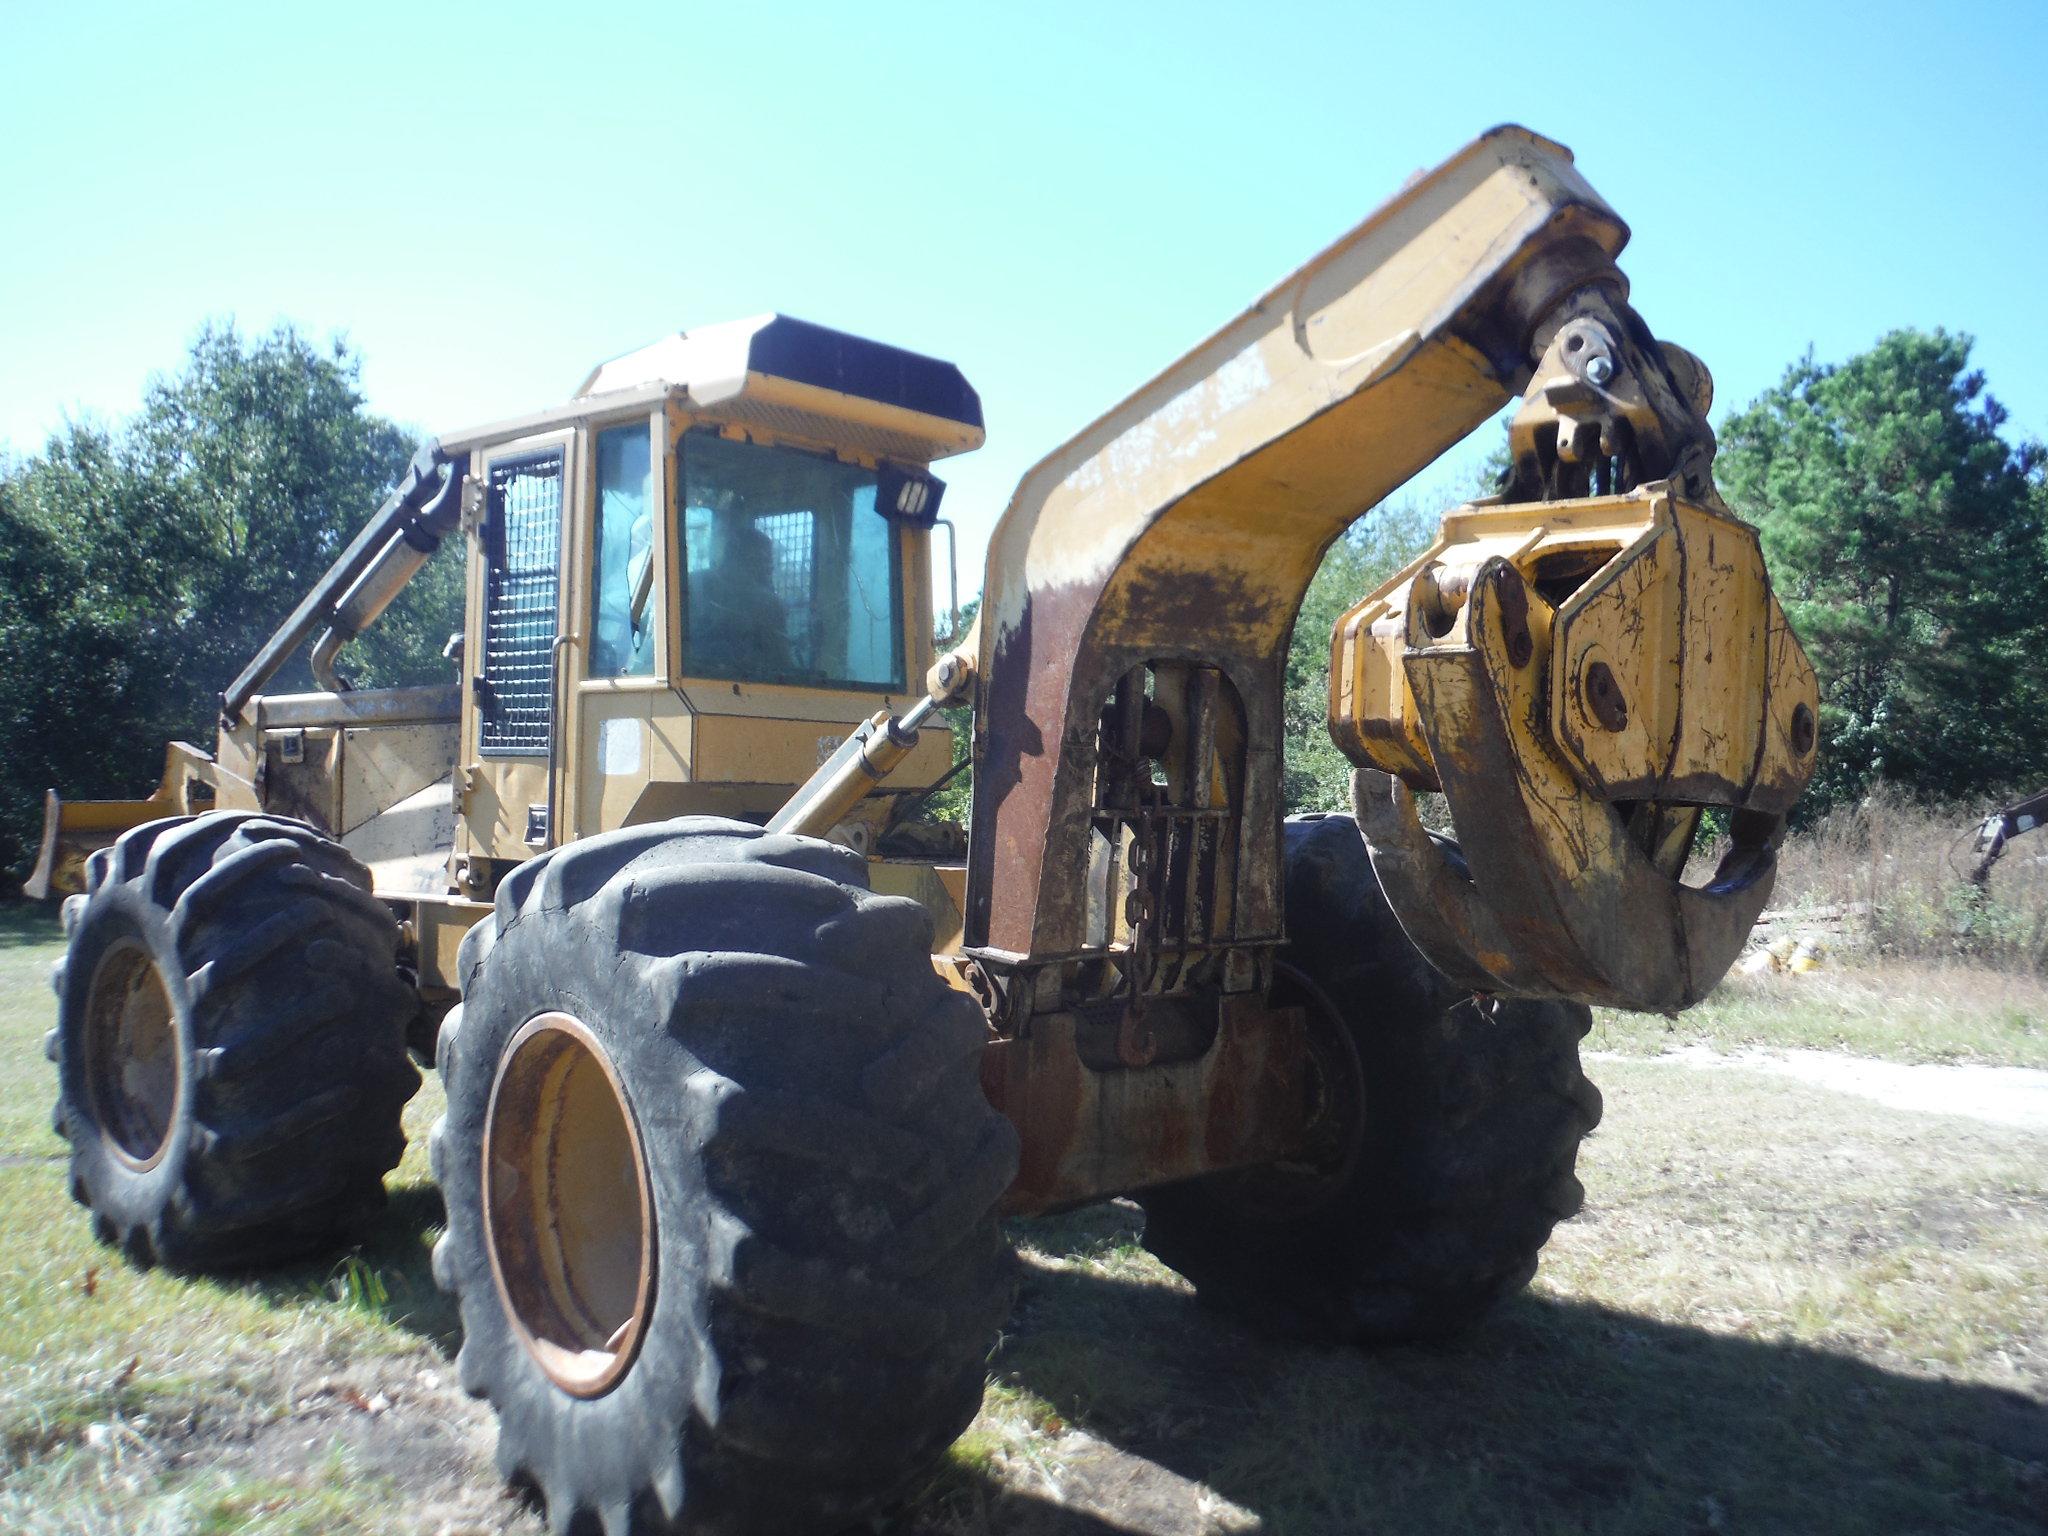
[976,126,1616,663]
[1331,485,1817,819]
[870,861,968,954]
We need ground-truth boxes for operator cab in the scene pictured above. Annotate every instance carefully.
[438,316,982,889]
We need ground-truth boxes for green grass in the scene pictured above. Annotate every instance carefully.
[0,904,523,1535]
[1591,959,2048,1069]
[3,906,2044,1534]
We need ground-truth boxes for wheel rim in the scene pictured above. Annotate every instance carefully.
[483,1012,655,1397]
[1281,960,1369,1198]
[1199,961,1367,1220]
[83,939,183,1172]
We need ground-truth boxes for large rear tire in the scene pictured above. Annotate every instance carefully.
[430,818,1018,1536]
[1138,812,1602,1342]
[49,812,419,1270]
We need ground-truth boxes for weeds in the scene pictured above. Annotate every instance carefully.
[1753,787,2048,973]
[330,1254,388,1317]
[1607,792,2048,1068]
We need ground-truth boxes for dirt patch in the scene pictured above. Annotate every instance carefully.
[180,1359,533,1535]
[1618,1044,2048,1131]
[2,1343,540,1536]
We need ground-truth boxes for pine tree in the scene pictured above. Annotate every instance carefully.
[1718,330,2048,810]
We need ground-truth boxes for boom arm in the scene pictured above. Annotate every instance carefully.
[968,127,1617,961]
[1971,788,2048,885]
[963,125,1815,1012]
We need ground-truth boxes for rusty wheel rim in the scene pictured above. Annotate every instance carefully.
[1274,961,1367,1194]
[1201,961,1366,1220]
[83,938,183,1172]
[482,1012,655,1397]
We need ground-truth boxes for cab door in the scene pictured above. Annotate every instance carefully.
[459,430,575,866]
[571,412,670,841]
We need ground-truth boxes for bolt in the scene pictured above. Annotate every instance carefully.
[1790,702,1816,755]
[1490,565,1533,668]
[1585,354,1616,386]
[1581,661,1629,731]
[1413,563,1471,641]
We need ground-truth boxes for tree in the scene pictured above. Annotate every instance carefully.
[0,324,459,878]
[1283,501,1438,811]
[1717,330,2048,811]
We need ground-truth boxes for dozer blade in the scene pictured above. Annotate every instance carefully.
[22,743,213,900]
[1330,484,1818,1012]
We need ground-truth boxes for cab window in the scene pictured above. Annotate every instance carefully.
[679,431,903,690]
[589,423,655,677]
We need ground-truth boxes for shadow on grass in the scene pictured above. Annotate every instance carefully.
[348,1182,463,1351]
[199,1193,2047,1535]
[211,1178,463,1355]
[0,900,63,948]
[918,1205,2048,1536]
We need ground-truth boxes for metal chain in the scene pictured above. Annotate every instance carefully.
[1124,816,1159,1000]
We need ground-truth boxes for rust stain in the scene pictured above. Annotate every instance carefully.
[985,997,1309,1216]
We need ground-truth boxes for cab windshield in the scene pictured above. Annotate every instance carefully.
[675,431,905,691]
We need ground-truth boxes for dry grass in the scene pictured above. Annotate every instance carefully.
[910,1059,2048,1535]
[1746,789,2048,974]
[1592,959,2048,1068]
[1591,794,2048,1069]
[3,904,2045,1534]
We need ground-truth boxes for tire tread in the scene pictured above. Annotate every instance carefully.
[431,816,1015,1535]
[53,811,418,1271]
[1139,812,1600,1344]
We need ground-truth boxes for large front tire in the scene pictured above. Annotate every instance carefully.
[1138,813,1602,1343]
[431,819,1018,1536]
[50,812,419,1270]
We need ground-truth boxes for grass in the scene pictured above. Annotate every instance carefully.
[1768,789,2048,976]
[2,905,2044,1534]
[918,1064,2048,1535]
[1591,959,2048,1069]
[0,903,522,1535]
[1584,794,2048,1070]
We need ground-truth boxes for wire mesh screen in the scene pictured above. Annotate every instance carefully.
[756,510,815,608]
[480,453,563,755]
[755,509,816,663]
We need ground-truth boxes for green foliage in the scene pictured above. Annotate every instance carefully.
[1282,502,1438,811]
[331,1252,391,1316]
[0,324,456,877]
[1718,330,2048,812]
[908,596,978,828]
[339,536,466,690]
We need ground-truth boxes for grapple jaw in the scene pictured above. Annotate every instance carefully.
[1330,486,1817,1012]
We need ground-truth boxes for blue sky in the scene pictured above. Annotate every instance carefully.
[4,1,2044,600]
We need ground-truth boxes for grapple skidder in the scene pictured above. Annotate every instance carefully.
[32,125,1814,1535]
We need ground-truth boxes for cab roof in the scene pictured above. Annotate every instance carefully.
[579,314,983,434]
[441,314,983,463]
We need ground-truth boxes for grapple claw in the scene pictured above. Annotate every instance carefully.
[1332,485,1816,1012]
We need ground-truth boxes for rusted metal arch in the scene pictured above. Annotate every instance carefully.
[965,126,1632,967]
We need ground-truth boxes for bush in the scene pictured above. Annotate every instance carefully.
[1758,788,2048,974]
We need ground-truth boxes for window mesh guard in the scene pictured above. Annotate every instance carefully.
[480,454,562,755]
[755,509,817,662]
